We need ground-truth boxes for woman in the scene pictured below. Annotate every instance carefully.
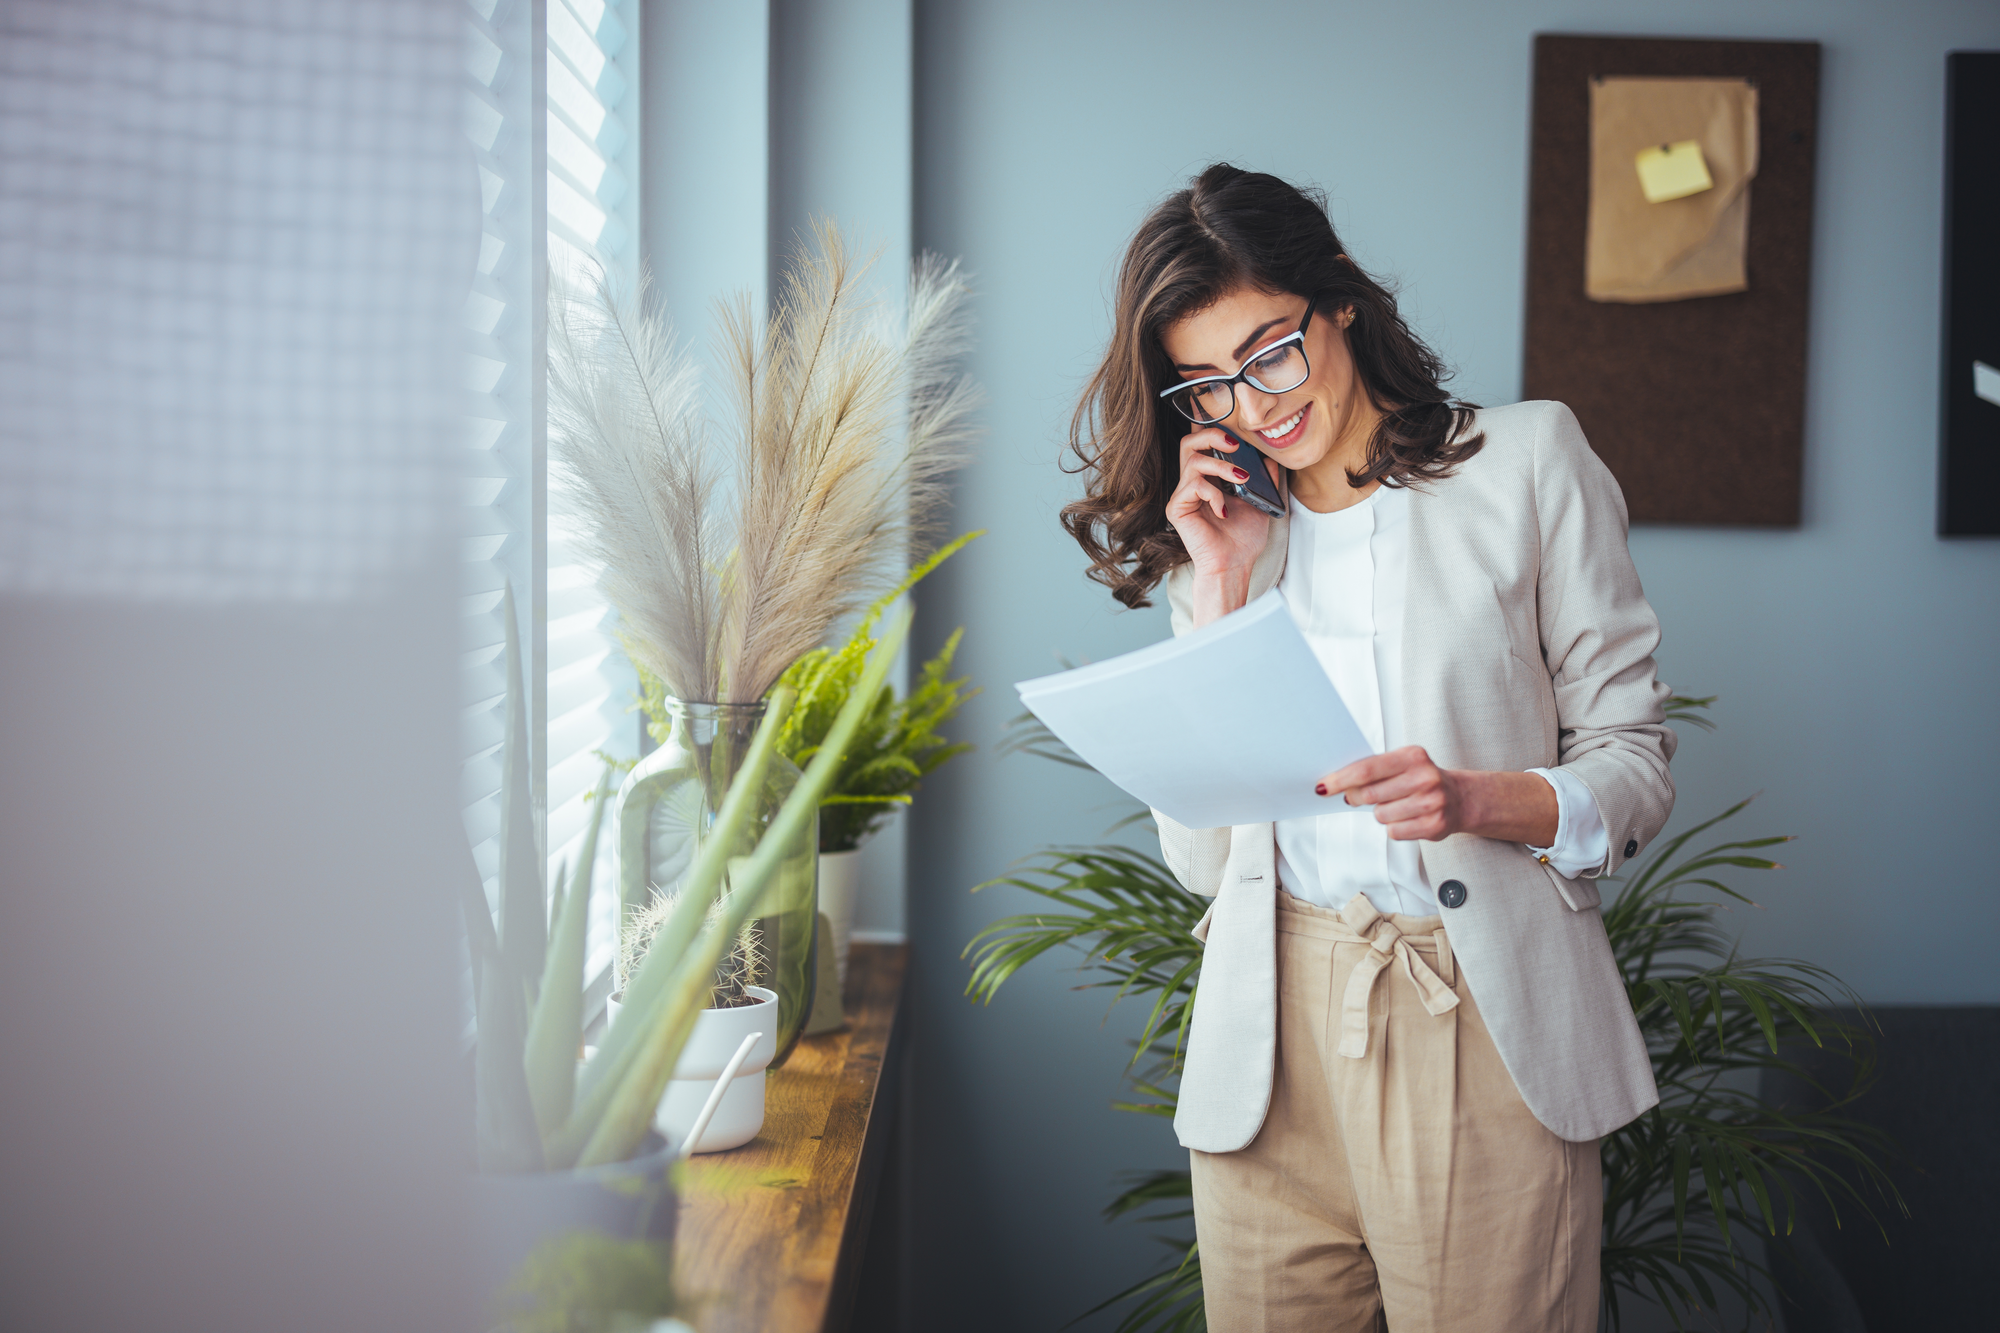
[1062,164,1675,1333]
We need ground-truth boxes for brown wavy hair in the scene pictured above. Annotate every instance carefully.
[1061,163,1483,608]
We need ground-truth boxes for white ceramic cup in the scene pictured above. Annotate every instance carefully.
[653,985,778,1153]
[817,848,863,992]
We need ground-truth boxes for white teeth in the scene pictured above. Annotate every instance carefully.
[1258,410,1304,440]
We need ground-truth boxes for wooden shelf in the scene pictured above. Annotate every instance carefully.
[671,941,907,1333]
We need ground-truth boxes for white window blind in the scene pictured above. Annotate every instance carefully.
[545,0,642,973]
[461,0,539,913]
[461,0,640,974]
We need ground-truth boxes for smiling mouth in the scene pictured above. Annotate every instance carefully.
[1255,403,1310,448]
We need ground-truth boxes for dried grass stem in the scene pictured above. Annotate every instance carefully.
[549,222,977,705]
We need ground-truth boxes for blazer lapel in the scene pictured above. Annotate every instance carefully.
[1400,482,1447,758]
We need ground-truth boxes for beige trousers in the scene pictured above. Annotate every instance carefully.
[1189,891,1601,1333]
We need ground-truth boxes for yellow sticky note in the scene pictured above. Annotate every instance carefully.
[1634,140,1715,203]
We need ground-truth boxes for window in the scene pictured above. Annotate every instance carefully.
[545,0,642,973]
[461,0,641,976]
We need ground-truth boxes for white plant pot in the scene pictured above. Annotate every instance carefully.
[652,985,778,1154]
[818,848,863,993]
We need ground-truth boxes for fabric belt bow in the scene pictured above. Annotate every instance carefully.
[1330,893,1460,1059]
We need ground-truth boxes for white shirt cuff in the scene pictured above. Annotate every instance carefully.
[1524,767,1609,879]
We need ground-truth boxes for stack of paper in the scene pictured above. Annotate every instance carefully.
[1015,591,1374,829]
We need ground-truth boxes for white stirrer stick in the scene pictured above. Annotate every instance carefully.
[677,1031,764,1159]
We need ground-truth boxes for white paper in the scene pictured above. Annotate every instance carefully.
[1016,590,1375,829]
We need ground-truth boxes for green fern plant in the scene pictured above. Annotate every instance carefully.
[966,699,1899,1332]
[634,532,979,854]
[765,530,981,852]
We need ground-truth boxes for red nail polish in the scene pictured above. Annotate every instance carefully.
[1233,468,1249,480]
[1315,782,1327,796]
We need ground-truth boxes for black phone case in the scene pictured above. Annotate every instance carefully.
[1205,430,1285,517]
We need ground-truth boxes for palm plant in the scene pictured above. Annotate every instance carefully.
[1596,794,1899,1327]
[965,700,1900,1332]
[964,815,1207,1333]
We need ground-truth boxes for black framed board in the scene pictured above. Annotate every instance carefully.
[1940,51,2000,537]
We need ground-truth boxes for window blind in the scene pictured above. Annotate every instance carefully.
[545,0,642,975]
[460,0,539,913]
[460,0,640,975]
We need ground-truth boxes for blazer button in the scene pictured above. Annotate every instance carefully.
[1624,839,1639,859]
[1437,879,1467,909]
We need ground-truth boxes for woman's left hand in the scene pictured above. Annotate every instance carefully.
[1316,747,1559,847]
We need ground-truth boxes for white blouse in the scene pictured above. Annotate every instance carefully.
[1275,485,1607,916]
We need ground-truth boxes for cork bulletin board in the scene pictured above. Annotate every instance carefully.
[1523,35,1821,526]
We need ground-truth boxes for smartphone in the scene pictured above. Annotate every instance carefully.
[1205,430,1285,518]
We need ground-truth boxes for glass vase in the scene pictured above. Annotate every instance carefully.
[615,699,818,1067]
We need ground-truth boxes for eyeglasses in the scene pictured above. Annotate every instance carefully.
[1158,295,1318,426]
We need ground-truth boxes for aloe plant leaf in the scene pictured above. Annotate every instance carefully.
[565,693,793,1167]
[475,961,544,1173]
[496,582,548,1003]
[460,841,501,1006]
[524,761,616,1142]
[549,686,799,1167]
[575,604,913,1167]
[545,868,568,967]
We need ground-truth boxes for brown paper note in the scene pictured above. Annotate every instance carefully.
[1586,77,1759,303]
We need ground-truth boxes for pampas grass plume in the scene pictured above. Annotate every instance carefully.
[549,222,976,705]
[547,266,725,702]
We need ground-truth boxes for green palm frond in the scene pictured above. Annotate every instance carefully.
[965,846,1206,1068]
[1076,1173,1204,1333]
[1664,693,1721,731]
[1103,1167,1194,1224]
[817,791,913,808]
[996,707,1094,770]
[1594,795,1903,1331]
[964,837,1206,1331]
[1071,1239,1206,1333]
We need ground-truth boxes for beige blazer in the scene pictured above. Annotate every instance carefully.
[1157,400,1672,1149]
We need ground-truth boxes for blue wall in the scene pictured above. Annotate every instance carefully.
[903,1,2000,1326]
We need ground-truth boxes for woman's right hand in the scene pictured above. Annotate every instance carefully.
[1166,428,1278,627]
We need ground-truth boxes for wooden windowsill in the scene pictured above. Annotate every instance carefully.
[671,941,908,1333]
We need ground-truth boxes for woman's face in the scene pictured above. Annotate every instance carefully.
[1158,285,1365,479]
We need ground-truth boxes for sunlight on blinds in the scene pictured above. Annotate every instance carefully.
[545,0,641,975]
[461,0,536,913]
[459,0,639,973]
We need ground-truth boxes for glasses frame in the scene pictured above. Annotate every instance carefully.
[1157,293,1320,425]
